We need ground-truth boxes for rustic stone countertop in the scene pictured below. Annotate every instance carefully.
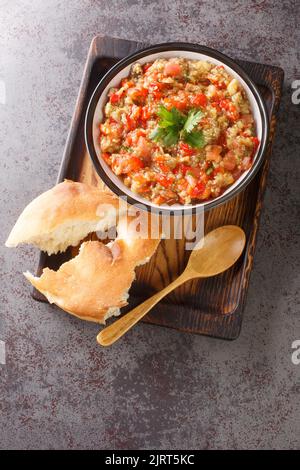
[0,0,299,450]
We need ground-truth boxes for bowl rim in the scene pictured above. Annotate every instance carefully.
[85,42,269,215]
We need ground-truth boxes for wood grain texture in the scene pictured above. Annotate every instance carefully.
[32,36,284,339]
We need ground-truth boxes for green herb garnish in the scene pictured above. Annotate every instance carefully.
[150,105,205,149]
[182,109,203,134]
[184,131,205,148]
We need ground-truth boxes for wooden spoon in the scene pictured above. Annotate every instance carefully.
[97,225,246,346]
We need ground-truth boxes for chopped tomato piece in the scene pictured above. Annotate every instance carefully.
[200,172,209,185]
[153,154,167,163]
[127,156,145,172]
[188,181,206,198]
[143,63,152,73]
[191,93,207,108]
[135,129,146,138]
[201,187,212,200]
[157,162,170,173]
[102,152,112,164]
[177,178,188,190]
[148,82,164,100]
[205,145,223,162]
[252,136,260,149]
[164,62,182,77]
[141,105,151,121]
[212,166,225,177]
[121,78,134,88]
[211,101,221,111]
[217,131,227,148]
[173,163,194,176]
[149,82,166,92]
[241,114,253,126]
[186,173,197,187]
[99,123,106,135]
[160,189,178,202]
[127,87,148,104]
[125,114,137,131]
[132,173,148,184]
[209,77,226,89]
[219,99,239,121]
[105,121,123,140]
[219,99,230,111]
[124,133,132,147]
[110,92,121,104]
[250,136,260,158]
[223,151,237,171]
[155,173,174,188]
[152,195,167,205]
[179,164,191,175]
[186,166,202,178]
[125,129,146,146]
[132,174,151,193]
[180,142,195,156]
[137,185,151,194]
[241,156,252,170]
[232,169,242,180]
[131,106,142,121]
[112,155,145,175]
[164,95,188,111]
[136,136,151,160]
[153,90,163,100]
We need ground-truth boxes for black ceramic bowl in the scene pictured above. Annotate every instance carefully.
[85,42,269,214]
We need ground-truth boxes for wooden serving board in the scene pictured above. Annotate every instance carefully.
[32,36,284,339]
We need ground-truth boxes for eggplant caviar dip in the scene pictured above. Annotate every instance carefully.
[99,58,259,205]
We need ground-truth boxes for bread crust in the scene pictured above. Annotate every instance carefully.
[5,180,125,254]
[7,180,161,323]
[25,231,160,323]
[24,241,135,323]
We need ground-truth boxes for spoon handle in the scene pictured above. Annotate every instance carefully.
[97,272,191,346]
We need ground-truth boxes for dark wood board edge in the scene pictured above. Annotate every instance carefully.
[227,64,284,338]
[57,39,96,184]
[31,35,284,340]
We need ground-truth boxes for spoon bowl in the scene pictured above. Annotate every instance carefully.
[187,225,246,278]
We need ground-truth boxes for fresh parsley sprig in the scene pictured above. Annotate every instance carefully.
[182,109,203,134]
[150,105,205,149]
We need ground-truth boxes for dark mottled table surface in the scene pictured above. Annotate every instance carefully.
[0,0,299,450]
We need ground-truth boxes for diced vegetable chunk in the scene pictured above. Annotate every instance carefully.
[100,57,257,205]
